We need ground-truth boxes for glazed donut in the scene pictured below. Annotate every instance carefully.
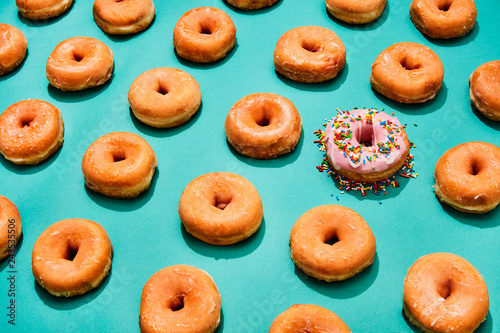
[226,0,279,10]
[290,205,376,282]
[32,218,113,297]
[410,0,477,39]
[269,304,351,332]
[16,0,73,20]
[434,141,500,214]
[173,7,236,63]
[82,132,157,199]
[225,93,302,159]
[274,26,346,83]
[469,60,500,121]
[0,24,27,76]
[324,108,410,183]
[140,265,221,333]
[0,99,64,165]
[178,172,263,245]
[0,196,22,261]
[93,0,155,35]
[128,67,202,128]
[325,0,386,24]
[403,253,489,333]
[371,42,444,103]
[46,37,114,91]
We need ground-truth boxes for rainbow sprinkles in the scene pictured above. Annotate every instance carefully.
[314,108,417,196]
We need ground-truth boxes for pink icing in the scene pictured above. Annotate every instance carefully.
[324,109,408,174]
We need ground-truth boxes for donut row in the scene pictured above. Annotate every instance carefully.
[0,194,490,332]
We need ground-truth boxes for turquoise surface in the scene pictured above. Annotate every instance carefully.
[1,0,499,332]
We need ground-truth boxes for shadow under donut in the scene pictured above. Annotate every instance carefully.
[84,167,159,212]
[130,102,203,139]
[181,217,266,260]
[34,268,112,311]
[294,253,379,299]
[274,63,349,93]
[438,200,500,229]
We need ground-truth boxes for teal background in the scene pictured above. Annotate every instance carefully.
[1,0,499,332]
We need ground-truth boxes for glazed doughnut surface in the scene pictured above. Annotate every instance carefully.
[0,99,64,165]
[93,0,156,35]
[274,26,346,83]
[16,0,73,20]
[370,42,444,103]
[140,265,221,333]
[225,93,302,159]
[403,253,489,333]
[32,218,113,297]
[46,36,114,91]
[410,0,477,39]
[434,141,500,214]
[173,7,236,63]
[0,196,22,261]
[82,132,157,199]
[226,0,279,10]
[290,205,376,281]
[269,304,351,332]
[469,60,500,121]
[128,67,202,128]
[325,0,386,24]
[324,108,410,183]
[0,23,27,76]
[178,172,263,245]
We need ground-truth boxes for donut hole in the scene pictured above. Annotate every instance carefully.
[212,192,232,210]
[19,115,35,128]
[112,150,127,163]
[64,244,79,261]
[301,40,322,53]
[167,294,185,312]
[468,160,482,176]
[400,57,422,71]
[198,22,213,35]
[438,1,452,11]
[72,50,85,62]
[437,280,453,300]
[358,123,375,148]
[324,231,339,246]
[157,84,169,96]
[252,105,276,127]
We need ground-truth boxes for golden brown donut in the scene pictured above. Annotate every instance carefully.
[434,141,500,214]
[469,60,500,121]
[0,99,64,165]
[290,205,376,282]
[140,264,221,333]
[0,196,22,261]
[46,37,114,91]
[410,0,477,39]
[16,0,73,20]
[128,67,202,128]
[225,93,302,159]
[93,0,155,35]
[370,42,444,103]
[32,218,113,297]
[0,24,27,76]
[274,26,346,83]
[178,172,263,245]
[269,304,351,332]
[173,7,236,63]
[403,253,489,333]
[82,132,157,199]
[325,0,386,24]
[226,0,279,10]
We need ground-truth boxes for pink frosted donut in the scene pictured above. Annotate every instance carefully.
[324,108,410,182]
